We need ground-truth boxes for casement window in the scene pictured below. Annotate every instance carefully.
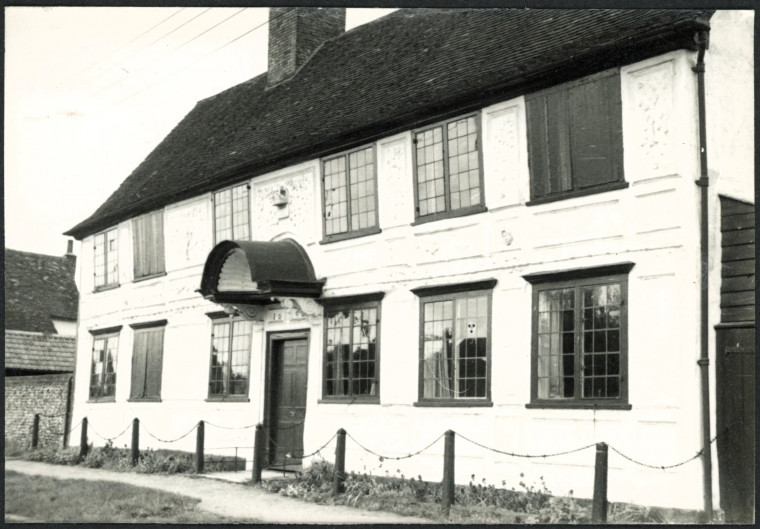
[132,210,165,279]
[322,145,379,242]
[209,318,253,399]
[214,183,250,243]
[413,114,485,223]
[129,321,166,401]
[525,69,626,204]
[322,293,383,401]
[524,263,633,409]
[412,280,495,406]
[89,327,121,400]
[94,228,118,289]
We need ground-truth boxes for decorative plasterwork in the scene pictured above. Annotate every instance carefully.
[220,303,265,320]
[275,297,322,318]
[253,171,314,240]
[626,61,675,179]
[485,102,524,207]
[379,138,410,228]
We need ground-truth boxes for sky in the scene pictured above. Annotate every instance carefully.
[4,6,396,258]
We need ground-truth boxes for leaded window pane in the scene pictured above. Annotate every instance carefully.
[324,305,379,398]
[208,319,251,398]
[90,334,119,399]
[415,115,482,218]
[581,283,622,399]
[537,288,575,400]
[214,184,250,243]
[323,146,377,237]
[422,292,489,400]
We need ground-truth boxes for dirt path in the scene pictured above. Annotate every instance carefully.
[5,459,431,524]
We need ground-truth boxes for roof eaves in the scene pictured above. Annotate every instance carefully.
[64,10,713,241]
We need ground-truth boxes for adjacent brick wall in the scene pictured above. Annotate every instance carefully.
[5,374,72,450]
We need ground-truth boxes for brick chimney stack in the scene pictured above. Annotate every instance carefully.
[64,239,76,271]
[267,7,346,87]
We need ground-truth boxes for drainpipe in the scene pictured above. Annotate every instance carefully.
[692,28,712,520]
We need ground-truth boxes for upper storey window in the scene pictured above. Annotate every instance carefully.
[526,69,626,204]
[214,183,250,243]
[94,228,118,290]
[413,114,485,224]
[133,210,165,280]
[322,145,379,242]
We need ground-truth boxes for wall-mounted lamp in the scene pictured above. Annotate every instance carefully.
[273,186,289,207]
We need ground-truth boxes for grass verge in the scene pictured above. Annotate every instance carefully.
[4,470,254,523]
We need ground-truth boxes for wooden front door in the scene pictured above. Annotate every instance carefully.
[269,337,308,469]
[716,325,755,523]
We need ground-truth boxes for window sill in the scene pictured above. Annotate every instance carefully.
[318,397,380,405]
[526,181,629,206]
[205,397,250,403]
[414,400,493,408]
[133,272,167,283]
[127,398,162,403]
[525,401,632,410]
[412,204,487,226]
[87,397,116,403]
[320,226,382,245]
[93,283,120,293]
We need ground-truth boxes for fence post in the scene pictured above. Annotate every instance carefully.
[333,428,346,495]
[31,414,40,449]
[592,442,609,523]
[252,423,265,484]
[441,430,456,516]
[79,417,88,460]
[195,420,205,474]
[131,418,140,466]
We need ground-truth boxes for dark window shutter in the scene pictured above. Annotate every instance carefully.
[130,331,148,399]
[144,328,164,398]
[526,95,550,199]
[527,90,572,199]
[545,89,572,195]
[133,211,165,278]
[569,73,623,189]
[152,211,165,275]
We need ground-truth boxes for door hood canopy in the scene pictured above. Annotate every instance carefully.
[198,239,325,305]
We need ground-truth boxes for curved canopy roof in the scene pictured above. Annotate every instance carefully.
[199,239,325,305]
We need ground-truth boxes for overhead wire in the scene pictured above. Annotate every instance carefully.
[91,7,214,97]
[97,8,284,115]
[72,8,186,86]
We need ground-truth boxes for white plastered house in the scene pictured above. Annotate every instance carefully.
[65,8,754,519]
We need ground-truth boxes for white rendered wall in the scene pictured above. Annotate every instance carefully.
[703,10,755,511]
[68,40,741,509]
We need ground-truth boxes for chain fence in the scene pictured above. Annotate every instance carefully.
[347,431,445,461]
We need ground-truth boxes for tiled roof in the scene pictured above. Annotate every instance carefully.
[66,8,713,239]
[5,249,78,333]
[5,330,76,372]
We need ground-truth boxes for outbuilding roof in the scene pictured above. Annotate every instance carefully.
[65,8,713,240]
[5,330,76,373]
[5,249,79,334]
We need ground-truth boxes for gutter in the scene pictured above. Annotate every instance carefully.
[692,28,713,520]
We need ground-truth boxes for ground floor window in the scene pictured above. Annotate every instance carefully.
[89,327,121,400]
[412,280,495,405]
[524,263,633,409]
[322,293,383,401]
[209,318,253,399]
